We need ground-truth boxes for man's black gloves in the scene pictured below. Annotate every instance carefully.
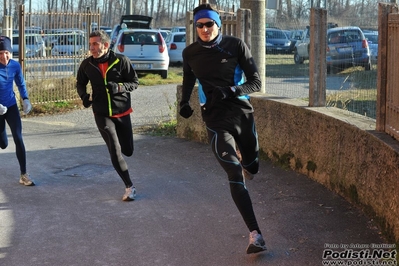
[82,94,92,108]
[107,81,120,94]
[179,101,194,118]
[211,86,235,105]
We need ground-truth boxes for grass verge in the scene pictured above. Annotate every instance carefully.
[327,67,377,118]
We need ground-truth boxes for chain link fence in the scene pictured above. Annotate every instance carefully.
[14,5,379,122]
[265,18,378,120]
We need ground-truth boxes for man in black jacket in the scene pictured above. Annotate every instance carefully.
[179,4,267,254]
[76,30,139,201]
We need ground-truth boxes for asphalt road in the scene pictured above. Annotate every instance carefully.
[0,84,391,266]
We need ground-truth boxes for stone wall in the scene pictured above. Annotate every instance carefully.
[176,86,399,244]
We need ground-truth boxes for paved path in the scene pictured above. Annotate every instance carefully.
[0,84,391,266]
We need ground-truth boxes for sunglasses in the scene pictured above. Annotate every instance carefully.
[195,21,215,29]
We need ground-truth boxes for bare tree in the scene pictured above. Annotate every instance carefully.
[7,0,381,30]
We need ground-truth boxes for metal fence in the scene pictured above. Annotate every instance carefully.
[264,13,378,121]
[14,5,100,104]
[184,7,378,121]
[11,4,384,126]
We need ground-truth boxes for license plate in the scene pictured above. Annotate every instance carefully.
[133,64,152,69]
[338,47,352,52]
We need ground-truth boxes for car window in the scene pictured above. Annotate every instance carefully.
[328,30,361,44]
[57,35,84,45]
[160,31,169,39]
[291,31,303,40]
[26,36,37,44]
[174,34,185,42]
[365,34,378,43]
[123,32,159,45]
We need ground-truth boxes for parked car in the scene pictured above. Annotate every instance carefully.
[265,28,292,54]
[326,26,371,73]
[99,26,112,31]
[288,29,303,53]
[171,26,185,33]
[110,15,153,49]
[294,23,339,64]
[12,33,46,58]
[99,26,113,37]
[51,32,86,56]
[112,29,169,79]
[160,30,171,41]
[294,28,310,64]
[283,30,291,39]
[363,31,378,63]
[166,32,186,65]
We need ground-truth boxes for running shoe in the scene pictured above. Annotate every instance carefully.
[246,230,267,254]
[19,173,35,186]
[122,186,136,201]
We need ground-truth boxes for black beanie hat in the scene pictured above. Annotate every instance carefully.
[0,36,12,52]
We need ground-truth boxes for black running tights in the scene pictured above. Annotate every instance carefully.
[206,113,261,234]
[0,104,27,174]
[94,114,134,188]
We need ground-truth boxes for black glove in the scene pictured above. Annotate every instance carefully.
[82,94,92,108]
[179,101,193,118]
[107,81,120,94]
[211,87,235,105]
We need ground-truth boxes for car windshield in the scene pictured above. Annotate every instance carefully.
[266,30,286,39]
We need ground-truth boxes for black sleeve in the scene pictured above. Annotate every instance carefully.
[181,48,197,103]
[76,59,90,99]
[234,40,262,96]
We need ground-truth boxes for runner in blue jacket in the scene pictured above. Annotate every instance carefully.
[0,36,34,186]
[179,4,267,254]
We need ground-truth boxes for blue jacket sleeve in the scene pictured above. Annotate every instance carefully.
[13,61,29,100]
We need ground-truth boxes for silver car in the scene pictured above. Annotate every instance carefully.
[51,31,86,56]
[12,33,47,58]
[112,29,169,79]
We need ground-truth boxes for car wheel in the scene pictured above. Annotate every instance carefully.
[161,70,168,79]
[294,51,304,64]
